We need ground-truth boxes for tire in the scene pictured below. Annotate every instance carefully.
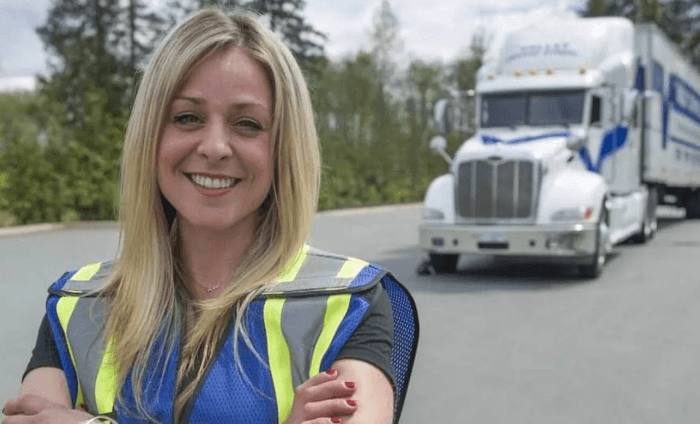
[579,203,608,279]
[429,253,459,274]
[685,191,700,219]
[630,187,657,244]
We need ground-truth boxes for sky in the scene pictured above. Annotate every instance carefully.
[0,0,587,91]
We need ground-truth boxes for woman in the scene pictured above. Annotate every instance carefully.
[3,7,417,424]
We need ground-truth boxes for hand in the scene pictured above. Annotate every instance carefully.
[284,368,358,424]
[2,394,92,424]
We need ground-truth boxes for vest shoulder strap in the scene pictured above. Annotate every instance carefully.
[48,261,113,297]
[262,246,384,298]
[48,246,383,298]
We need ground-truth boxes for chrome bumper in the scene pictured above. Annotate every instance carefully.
[419,222,598,262]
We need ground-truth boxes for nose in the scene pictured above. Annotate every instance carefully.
[196,118,233,161]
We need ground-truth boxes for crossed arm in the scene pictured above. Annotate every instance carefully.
[4,359,393,424]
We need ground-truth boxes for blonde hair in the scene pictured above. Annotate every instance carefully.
[103,7,320,421]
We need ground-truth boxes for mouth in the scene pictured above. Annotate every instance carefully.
[184,173,241,189]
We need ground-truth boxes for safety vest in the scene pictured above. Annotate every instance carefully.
[45,246,419,424]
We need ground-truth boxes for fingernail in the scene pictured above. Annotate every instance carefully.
[325,368,337,376]
[331,418,341,423]
[346,399,357,407]
[344,381,355,389]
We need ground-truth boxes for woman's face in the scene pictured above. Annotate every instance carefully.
[157,46,275,234]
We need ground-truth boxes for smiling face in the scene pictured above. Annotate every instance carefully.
[157,46,275,236]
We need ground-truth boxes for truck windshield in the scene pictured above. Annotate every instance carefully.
[481,90,585,128]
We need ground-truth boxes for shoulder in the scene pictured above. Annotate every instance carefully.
[48,261,114,297]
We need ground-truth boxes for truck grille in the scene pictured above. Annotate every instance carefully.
[456,159,538,221]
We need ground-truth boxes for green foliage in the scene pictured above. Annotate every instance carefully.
[312,52,464,212]
[37,0,165,126]
[0,89,126,226]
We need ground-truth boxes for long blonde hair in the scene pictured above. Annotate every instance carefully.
[103,7,320,420]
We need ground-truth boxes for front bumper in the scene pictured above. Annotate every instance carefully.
[419,222,598,264]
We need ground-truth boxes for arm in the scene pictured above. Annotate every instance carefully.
[332,359,393,424]
[20,367,72,407]
[4,370,91,423]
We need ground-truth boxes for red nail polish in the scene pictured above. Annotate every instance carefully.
[331,418,341,423]
[344,381,355,389]
[346,399,357,407]
[326,368,336,376]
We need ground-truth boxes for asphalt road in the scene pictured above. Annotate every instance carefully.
[2,204,699,423]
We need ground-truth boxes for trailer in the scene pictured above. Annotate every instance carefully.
[419,17,700,278]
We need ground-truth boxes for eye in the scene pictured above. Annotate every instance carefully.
[173,113,202,126]
[235,118,264,135]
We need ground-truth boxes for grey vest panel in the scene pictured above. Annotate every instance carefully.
[57,262,113,296]
[279,296,328,388]
[66,296,108,414]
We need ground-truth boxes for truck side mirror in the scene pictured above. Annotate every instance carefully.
[429,135,452,165]
[622,90,638,123]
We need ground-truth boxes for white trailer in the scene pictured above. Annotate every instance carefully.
[419,17,700,278]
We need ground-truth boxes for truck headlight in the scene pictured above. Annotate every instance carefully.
[550,206,594,222]
[423,208,445,221]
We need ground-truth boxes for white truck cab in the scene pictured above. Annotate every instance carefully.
[420,17,700,278]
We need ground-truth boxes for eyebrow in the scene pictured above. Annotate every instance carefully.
[172,96,204,105]
[171,96,269,112]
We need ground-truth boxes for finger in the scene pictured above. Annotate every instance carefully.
[3,394,60,416]
[300,398,358,421]
[302,379,356,403]
[4,415,33,424]
[304,418,345,424]
[296,369,339,391]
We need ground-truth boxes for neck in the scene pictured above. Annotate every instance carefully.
[178,216,257,300]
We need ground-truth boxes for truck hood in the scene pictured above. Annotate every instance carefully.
[454,129,574,164]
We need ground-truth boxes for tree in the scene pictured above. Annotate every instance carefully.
[117,0,168,71]
[168,0,325,62]
[247,0,326,62]
[37,0,165,125]
[37,0,124,124]
[407,60,443,132]
[369,0,403,91]
[406,59,444,186]
[452,30,490,93]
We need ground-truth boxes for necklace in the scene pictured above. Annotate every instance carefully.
[192,277,224,293]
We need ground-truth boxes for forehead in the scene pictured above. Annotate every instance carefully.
[175,46,273,106]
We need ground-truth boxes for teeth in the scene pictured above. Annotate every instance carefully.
[189,174,236,189]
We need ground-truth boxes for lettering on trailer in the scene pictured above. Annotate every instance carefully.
[664,74,700,154]
[669,75,700,130]
[673,147,700,167]
[506,42,578,62]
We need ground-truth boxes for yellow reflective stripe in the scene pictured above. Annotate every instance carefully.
[336,258,367,279]
[264,298,294,424]
[308,293,351,379]
[71,263,101,282]
[56,297,85,407]
[95,336,119,414]
[276,245,310,283]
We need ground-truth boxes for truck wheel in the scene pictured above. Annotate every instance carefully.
[684,191,700,219]
[429,253,459,274]
[579,204,608,279]
[631,187,657,244]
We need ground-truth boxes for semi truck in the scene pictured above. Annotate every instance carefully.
[419,17,700,278]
